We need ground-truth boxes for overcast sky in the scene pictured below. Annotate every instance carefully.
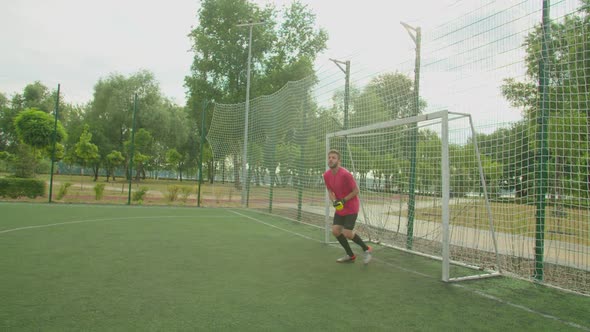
[1,0,578,127]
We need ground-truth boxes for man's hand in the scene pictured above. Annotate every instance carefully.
[333,199,346,211]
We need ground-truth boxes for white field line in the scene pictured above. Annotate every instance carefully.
[229,209,322,243]
[0,215,228,234]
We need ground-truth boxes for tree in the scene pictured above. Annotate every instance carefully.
[347,73,426,129]
[501,0,590,199]
[149,101,191,180]
[0,92,7,109]
[22,81,54,112]
[0,95,24,153]
[85,71,181,180]
[185,0,327,188]
[258,1,328,95]
[13,108,66,177]
[166,148,185,181]
[124,128,153,181]
[105,150,125,182]
[0,82,55,153]
[75,125,100,182]
[0,92,19,151]
[14,108,66,149]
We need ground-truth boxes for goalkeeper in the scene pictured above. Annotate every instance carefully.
[323,149,372,264]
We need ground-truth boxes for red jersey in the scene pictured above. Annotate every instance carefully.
[323,167,360,216]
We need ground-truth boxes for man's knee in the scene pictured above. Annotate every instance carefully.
[332,226,342,237]
[342,230,354,239]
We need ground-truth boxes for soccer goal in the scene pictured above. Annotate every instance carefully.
[325,110,501,282]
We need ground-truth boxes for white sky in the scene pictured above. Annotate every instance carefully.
[0,0,578,127]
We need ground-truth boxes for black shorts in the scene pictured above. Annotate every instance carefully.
[333,214,358,230]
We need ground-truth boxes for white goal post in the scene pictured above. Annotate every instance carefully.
[325,110,501,282]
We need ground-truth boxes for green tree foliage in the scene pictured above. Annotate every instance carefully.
[185,0,327,186]
[1,83,73,155]
[105,150,125,182]
[258,1,328,95]
[12,108,66,178]
[0,92,8,148]
[2,75,190,182]
[0,106,20,151]
[124,128,153,181]
[343,73,426,130]
[155,101,191,180]
[186,0,273,107]
[166,148,185,181]
[0,92,7,109]
[22,81,54,112]
[14,108,66,149]
[74,124,100,181]
[501,0,590,198]
[12,145,37,178]
[85,71,187,180]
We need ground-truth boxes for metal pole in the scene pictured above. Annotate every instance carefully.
[325,135,331,244]
[329,58,351,169]
[198,100,208,207]
[127,94,138,205]
[344,60,350,130]
[48,84,60,203]
[241,24,253,207]
[467,114,502,273]
[441,112,450,282]
[297,102,308,221]
[401,22,421,250]
[534,0,551,282]
[236,20,265,207]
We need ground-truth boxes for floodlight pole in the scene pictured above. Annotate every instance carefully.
[237,20,265,207]
[329,58,351,131]
[401,21,421,250]
[329,59,351,169]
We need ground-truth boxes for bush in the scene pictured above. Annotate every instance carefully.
[56,182,71,200]
[0,177,45,198]
[166,185,181,202]
[94,183,106,200]
[132,187,149,204]
[180,186,193,203]
[35,159,51,174]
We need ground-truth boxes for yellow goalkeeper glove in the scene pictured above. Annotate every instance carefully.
[333,199,345,211]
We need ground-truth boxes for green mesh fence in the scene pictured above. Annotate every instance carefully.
[203,1,589,294]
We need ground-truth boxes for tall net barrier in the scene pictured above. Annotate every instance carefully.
[204,0,589,294]
[207,76,333,240]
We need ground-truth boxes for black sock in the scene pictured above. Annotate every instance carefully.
[352,234,369,251]
[336,234,354,257]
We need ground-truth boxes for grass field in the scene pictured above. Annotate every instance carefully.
[1,202,588,331]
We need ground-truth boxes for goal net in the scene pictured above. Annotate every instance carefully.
[326,110,501,282]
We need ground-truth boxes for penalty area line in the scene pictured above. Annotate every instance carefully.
[229,209,323,243]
